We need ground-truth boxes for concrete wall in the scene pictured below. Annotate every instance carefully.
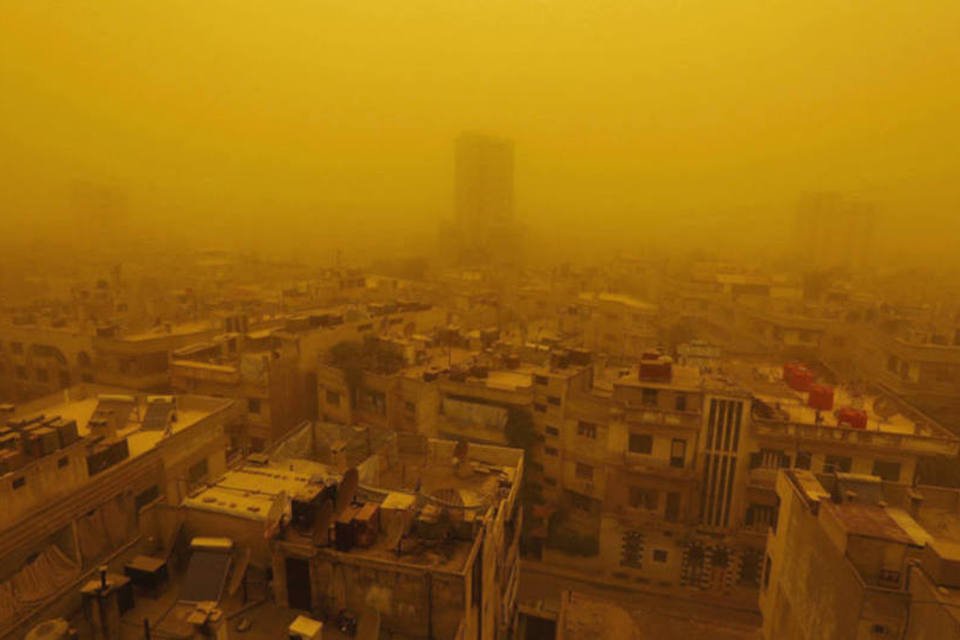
[906,565,960,640]
[762,473,869,640]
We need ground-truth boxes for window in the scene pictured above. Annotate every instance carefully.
[824,455,852,473]
[670,439,686,468]
[872,460,901,482]
[629,487,659,510]
[629,433,653,454]
[404,401,415,413]
[641,388,658,406]
[325,390,341,406]
[665,492,680,522]
[534,375,549,386]
[751,449,790,469]
[363,389,387,415]
[763,555,772,590]
[575,463,593,480]
[746,504,777,530]
[577,421,597,439]
[534,403,547,413]
[887,355,899,373]
[545,446,559,457]
[674,393,687,412]
[545,425,559,437]
[544,476,557,487]
[795,451,812,470]
[12,476,25,490]
[738,549,762,586]
[10,342,23,355]
[652,549,668,563]
[569,491,593,512]
[188,458,209,486]
[247,398,261,414]
[16,365,27,380]
[57,456,69,468]
[135,485,160,510]
[36,368,49,383]
[547,396,561,406]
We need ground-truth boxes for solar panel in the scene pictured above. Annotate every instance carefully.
[142,401,174,431]
[179,551,232,603]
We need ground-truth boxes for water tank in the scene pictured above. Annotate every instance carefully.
[837,407,868,430]
[808,384,835,411]
[783,363,814,392]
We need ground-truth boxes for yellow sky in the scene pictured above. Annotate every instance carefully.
[1,0,958,255]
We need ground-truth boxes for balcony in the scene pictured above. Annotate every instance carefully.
[752,419,959,457]
[615,452,697,481]
[619,406,701,430]
[170,360,241,385]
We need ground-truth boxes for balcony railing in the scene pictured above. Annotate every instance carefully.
[752,419,959,456]
[619,406,701,430]
[170,360,241,385]
[614,452,697,480]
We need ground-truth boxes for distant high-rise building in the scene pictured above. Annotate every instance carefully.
[445,132,523,266]
[795,192,876,272]
[455,132,515,229]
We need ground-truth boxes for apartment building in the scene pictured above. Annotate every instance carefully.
[762,469,960,640]
[151,421,523,640]
[0,385,240,639]
[169,330,304,452]
[312,315,960,607]
[562,292,659,362]
[526,352,958,605]
[0,322,95,402]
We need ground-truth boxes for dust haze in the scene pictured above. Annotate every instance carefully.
[1,0,958,265]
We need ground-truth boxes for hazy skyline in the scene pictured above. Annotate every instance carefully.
[2,0,958,260]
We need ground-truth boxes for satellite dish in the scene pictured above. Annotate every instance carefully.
[313,499,334,546]
[336,468,359,515]
[453,439,469,462]
[873,396,899,422]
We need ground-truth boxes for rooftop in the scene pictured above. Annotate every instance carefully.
[235,423,524,574]
[577,292,658,311]
[3,385,235,462]
[724,360,950,438]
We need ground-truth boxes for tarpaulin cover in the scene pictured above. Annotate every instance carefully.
[0,546,79,629]
[441,397,507,430]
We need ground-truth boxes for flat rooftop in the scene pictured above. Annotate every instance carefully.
[228,423,523,574]
[4,385,235,459]
[577,291,658,311]
[724,361,948,437]
[183,461,338,521]
[596,363,706,393]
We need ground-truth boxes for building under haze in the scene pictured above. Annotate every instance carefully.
[762,469,960,640]
[795,192,876,273]
[445,133,524,267]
